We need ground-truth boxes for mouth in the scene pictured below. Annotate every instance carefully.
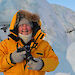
[22,30,28,32]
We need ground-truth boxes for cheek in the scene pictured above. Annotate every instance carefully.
[27,26,32,31]
[18,27,22,33]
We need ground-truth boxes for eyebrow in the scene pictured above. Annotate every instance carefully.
[19,24,31,26]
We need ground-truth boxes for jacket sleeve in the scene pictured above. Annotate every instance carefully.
[0,41,15,72]
[40,42,59,72]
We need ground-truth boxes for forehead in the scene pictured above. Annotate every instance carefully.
[19,24,31,27]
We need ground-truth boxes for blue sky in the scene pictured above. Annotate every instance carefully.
[47,0,75,11]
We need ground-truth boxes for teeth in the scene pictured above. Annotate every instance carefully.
[26,30,28,32]
[22,30,28,32]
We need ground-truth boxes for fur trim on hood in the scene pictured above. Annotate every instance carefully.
[15,10,40,27]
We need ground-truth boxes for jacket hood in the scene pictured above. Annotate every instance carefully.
[9,10,41,35]
[8,10,46,47]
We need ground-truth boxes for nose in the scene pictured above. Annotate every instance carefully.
[22,24,28,30]
[23,24,27,27]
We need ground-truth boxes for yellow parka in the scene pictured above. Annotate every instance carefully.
[0,10,59,75]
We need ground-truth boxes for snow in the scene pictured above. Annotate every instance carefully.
[0,26,9,41]
[55,72,70,75]
[66,43,75,72]
[67,31,75,43]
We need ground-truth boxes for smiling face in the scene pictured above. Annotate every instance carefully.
[18,24,32,35]
[18,19,32,35]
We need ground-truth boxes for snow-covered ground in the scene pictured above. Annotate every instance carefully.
[66,43,75,73]
[0,0,75,75]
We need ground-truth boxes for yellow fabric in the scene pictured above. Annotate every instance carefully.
[0,38,59,75]
[34,29,46,42]
[0,10,59,75]
[9,10,20,30]
[38,20,42,27]
[9,12,17,30]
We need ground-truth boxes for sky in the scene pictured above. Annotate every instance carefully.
[47,0,75,11]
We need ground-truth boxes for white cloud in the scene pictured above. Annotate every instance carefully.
[55,72,71,75]
[66,42,75,72]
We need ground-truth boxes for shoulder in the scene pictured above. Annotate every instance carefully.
[39,40,52,49]
[0,38,9,44]
[41,40,50,46]
[0,38,17,51]
[0,38,15,45]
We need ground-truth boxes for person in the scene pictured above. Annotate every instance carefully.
[0,10,59,75]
